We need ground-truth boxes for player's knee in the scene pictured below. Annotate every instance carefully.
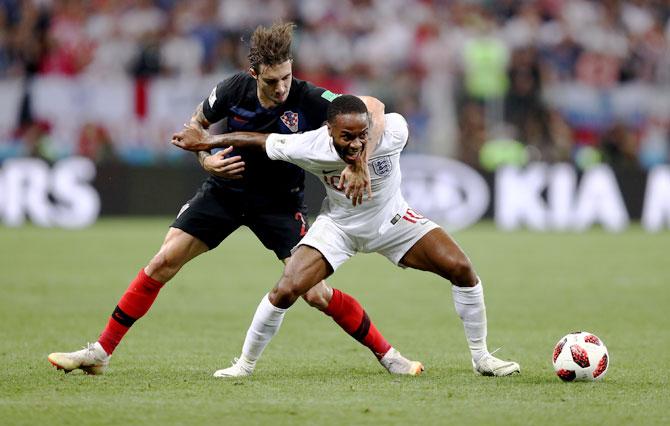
[301,291,318,308]
[146,248,181,282]
[302,286,329,310]
[270,284,300,309]
[271,275,304,309]
[450,256,477,287]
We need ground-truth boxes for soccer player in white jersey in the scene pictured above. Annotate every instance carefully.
[172,95,520,377]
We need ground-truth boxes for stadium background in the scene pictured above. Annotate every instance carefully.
[1,2,669,425]
[0,0,669,231]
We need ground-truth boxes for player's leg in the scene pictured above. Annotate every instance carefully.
[48,227,209,374]
[96,227,209,354]
[399,227,520,376]
[303,280,390,358]
[301,281,421,374]
[48,181,238,374]
[247,210,421,374]
[214,245,331,377]
[301,275,392,359]
[398,227,477,285]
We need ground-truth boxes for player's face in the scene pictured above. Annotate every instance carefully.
[328,113,369,164]
[252,60,292,108]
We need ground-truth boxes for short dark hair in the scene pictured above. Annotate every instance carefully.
[248,23,294,73]
[327,95,368,124]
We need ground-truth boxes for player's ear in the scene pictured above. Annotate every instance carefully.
[326,122,333,137]
[249,67,257,79]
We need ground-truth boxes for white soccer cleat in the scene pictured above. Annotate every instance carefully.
[48,342,111,375]
[213,356,255,378]
[379,347,424,376]
[473,353,520,377]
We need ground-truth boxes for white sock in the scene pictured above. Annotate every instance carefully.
[240,294,288,366]
[451,280,488,363]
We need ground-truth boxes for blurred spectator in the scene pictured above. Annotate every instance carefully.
[0,5,15,77]
[160,10,204,76]
[130,34,163,78]
[12,0,49,77]
[15,119,53,160]
[601,122,640,170]
[77,122,117,164]
[458,101,487,167]
[210,34,245,74]
[119,0,166,41]
[84,0,136,77]
[504,46,554,161]
[124,0,167,78]
[461,14,510,102]
[546,110,574,163]
[186,0,226,73]
[39,0,94,76]
[638,118,670,168]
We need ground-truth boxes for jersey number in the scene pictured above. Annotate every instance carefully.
[402,208,424,223]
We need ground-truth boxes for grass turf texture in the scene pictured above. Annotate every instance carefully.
[1,218,668,425]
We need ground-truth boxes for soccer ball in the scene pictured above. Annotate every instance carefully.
[552,331,609,381]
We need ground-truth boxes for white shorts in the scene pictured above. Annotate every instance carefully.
[296,211,440,271]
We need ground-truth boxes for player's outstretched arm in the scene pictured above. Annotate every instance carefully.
[172,127,268,152]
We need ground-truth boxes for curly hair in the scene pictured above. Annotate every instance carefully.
[248,23,295,73]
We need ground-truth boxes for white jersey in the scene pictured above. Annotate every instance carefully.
[265,113,409,239]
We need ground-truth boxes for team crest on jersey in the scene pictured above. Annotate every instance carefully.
[280,111,299,132]
[371,156,392,177]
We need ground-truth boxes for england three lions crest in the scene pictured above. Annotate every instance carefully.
[371,156,392,177]
[280,111,299,133]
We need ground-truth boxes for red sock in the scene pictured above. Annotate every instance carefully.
[98,269,164,354]
[324,289,391,359]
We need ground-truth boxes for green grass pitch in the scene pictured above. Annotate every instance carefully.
[1,218,668,425]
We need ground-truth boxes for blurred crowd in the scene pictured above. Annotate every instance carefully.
[1,0,669,170]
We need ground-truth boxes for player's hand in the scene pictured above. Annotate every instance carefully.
[171,124,210,152]
[339,163,372,206]
[202,147,245,179]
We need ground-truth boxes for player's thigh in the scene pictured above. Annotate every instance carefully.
[294,215,356,273]
[161,227,209,260]
[246,207,309,260]
[170,181,242,250]
[281,256,333,309]
[147,227,210,277]
[282,245,333,290]
[399,228,477,284]
[368,216,440,267]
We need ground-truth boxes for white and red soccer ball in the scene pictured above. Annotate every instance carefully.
[552,331,609,382]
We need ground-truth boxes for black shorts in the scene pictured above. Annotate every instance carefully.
[171,180,308,259]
